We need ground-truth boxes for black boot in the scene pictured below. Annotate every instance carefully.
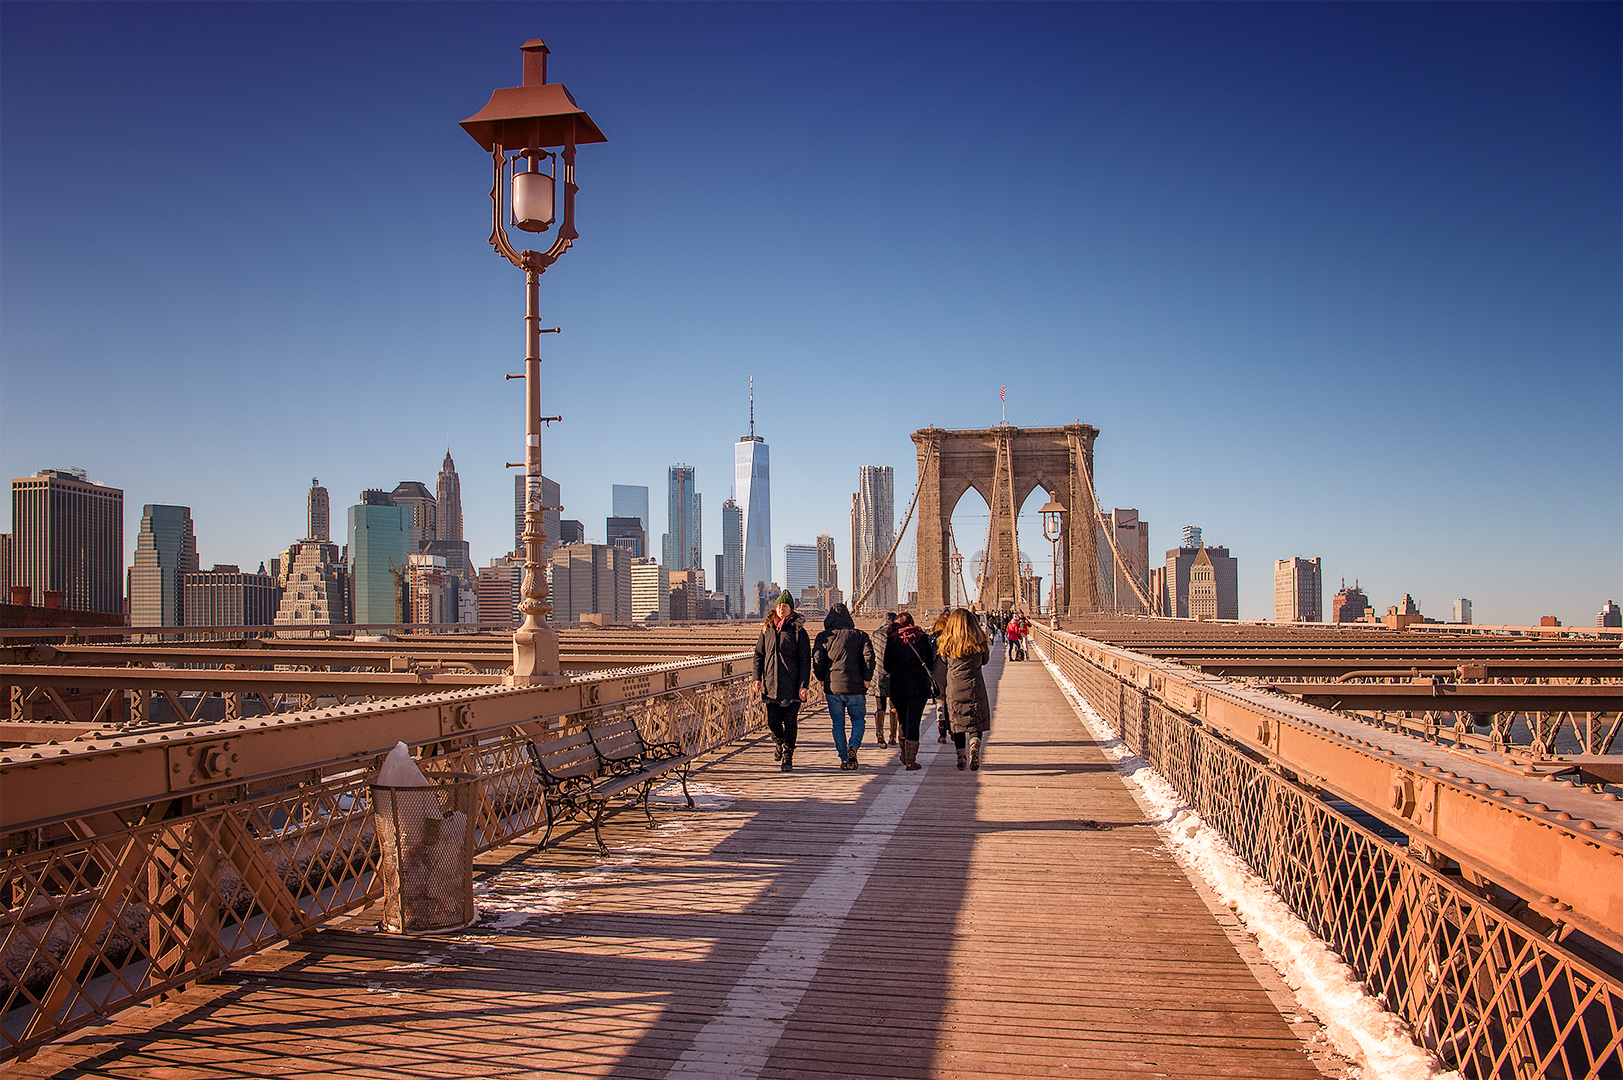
[781,747,794,772]
[772,737,783,762]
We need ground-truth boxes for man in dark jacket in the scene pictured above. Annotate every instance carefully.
[813,603,875,769]
[754,591,810,772]
[869,611,897,748]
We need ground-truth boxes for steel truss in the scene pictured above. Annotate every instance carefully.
[1036,625,1623,1080]
[0,653,770,1061]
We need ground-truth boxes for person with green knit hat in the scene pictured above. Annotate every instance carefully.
[754,590,810,772]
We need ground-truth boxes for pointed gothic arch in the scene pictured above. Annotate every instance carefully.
[912,424,1102,614]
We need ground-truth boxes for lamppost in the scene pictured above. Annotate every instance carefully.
[1040,492,1066,628]
[461,40,605,683]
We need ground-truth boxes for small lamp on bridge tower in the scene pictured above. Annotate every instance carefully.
[461,38,606,683]
[1039,492,1066,626]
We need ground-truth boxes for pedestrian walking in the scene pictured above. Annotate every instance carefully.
[812,603,875,770]
[938,607,992,771]
[869,612,898,749]
[930,610,952,743]
[1005,611,1024,661]
[882,612,938,771]
[754,590,810,772]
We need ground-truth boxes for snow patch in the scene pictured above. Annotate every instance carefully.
[651,780,738,809]
[471,858,641,931]
[1037,646,1459,1080]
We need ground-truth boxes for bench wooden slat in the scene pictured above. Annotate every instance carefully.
[524,717,699,856]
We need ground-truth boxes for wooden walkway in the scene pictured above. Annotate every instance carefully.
[9,650,1346,1079]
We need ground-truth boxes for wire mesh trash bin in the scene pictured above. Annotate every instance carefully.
[371,771,478,933]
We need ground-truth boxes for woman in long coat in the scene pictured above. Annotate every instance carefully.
[937,607,992,771]
[754,591,810,772]
[881,612,937,770]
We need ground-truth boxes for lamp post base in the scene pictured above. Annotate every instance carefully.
[509,624,564,685]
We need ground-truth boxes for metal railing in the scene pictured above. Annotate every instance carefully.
[1036,625,1623,1080]
[1,656,769,1061]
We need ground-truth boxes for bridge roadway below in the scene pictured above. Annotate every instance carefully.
[8,650,1346,1079]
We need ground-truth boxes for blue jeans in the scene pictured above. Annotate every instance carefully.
[827,694,867,760]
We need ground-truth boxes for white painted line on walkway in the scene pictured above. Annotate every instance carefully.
[663,729,945,1079]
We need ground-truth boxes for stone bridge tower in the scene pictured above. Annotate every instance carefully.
[912,424,1102,614]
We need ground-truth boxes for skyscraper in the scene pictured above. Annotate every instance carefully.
[1598,600,1621,628]
[631,558,670,622]
[1165,534,1238,620]
[183,564,277,635]
[734,381,771,614]
[274,539,350,631]
[606,516,646,557]
[550,543,632,624]
[10,468,124,615]
[816,533,838,591]
[307,480,330,542]
[349,492,409,625]
[478,555,522,630]
[1273,557,1323,622]
[1332,580,1371,623]
[1454,598,1474,625]
[662,465,702,571]
[1189,548,1220,621]
[391,481,436,552]
[428,451,473,601]
[612,485,650,537]
[436,451,463,544]
[1096,509,1150,614]
[851,465,895,613]
[721,498,743,617]
[129,504,199,630]
[784,544,818,595]
[276,478,350,631]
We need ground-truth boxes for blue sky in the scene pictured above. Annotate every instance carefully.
[2,2,1618,624]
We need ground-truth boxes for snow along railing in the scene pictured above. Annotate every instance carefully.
[1032,623,1622,1080]
[0,652,773,1062]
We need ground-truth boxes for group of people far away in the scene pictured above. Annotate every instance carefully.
[987,609,1033,662]
[753,591,993,774]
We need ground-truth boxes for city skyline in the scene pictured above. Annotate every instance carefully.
[2,5,1617,625]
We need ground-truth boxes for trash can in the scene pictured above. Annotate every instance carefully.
[371,770,478,933]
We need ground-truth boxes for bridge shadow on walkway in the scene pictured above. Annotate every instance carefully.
[10,649,1342,1079]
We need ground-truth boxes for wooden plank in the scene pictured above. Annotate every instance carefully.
[8,651,1341,1078]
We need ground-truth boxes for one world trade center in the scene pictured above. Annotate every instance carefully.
[735,379,771,616]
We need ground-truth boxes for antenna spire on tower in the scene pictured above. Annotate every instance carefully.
[749,376,755,438]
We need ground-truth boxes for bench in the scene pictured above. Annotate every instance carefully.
[525,718,696,855]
